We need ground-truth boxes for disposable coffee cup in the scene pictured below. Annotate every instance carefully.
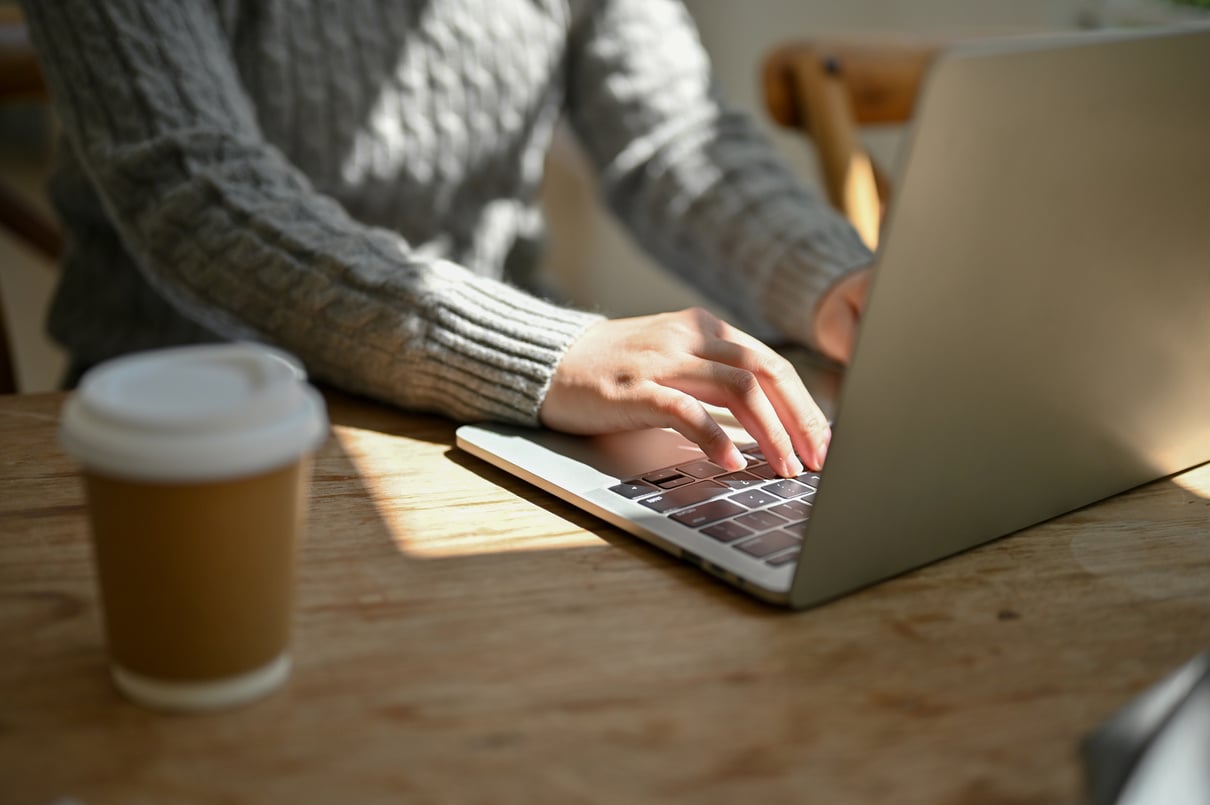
[59,343,328,713]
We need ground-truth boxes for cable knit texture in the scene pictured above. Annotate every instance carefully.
[22,0,872,424]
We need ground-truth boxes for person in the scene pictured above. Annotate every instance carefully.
[20,0,873,478]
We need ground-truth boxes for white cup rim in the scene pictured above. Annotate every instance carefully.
[60,344,329,482]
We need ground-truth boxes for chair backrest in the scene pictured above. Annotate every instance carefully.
[762,38,939,250]
[0,6,58,394]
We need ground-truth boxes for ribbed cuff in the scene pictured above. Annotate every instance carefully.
[415,269,604,425]
[761,227,874,349]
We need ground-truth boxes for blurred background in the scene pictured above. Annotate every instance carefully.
[2,0,1203,392]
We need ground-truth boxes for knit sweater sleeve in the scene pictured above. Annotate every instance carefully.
[565,0,873,345]
[20,0,599,424]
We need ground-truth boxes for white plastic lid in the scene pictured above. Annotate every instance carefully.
[59,343,329,482]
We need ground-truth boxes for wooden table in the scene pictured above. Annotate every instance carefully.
[2,390,1208,804]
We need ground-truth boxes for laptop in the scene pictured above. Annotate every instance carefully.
[457,25,1210,609]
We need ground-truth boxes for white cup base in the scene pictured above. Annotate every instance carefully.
[112,654,291,713]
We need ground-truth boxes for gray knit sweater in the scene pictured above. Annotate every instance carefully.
[23,0,871,424]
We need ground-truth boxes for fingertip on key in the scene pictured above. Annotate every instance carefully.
[723,443,747,472]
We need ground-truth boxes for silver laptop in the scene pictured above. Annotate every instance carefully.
[457,26,1210,609]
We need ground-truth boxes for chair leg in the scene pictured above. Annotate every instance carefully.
[0,300,17,394]
[0,183,62,260]
[789,51,882,250]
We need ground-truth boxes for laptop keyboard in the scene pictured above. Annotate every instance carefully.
[607,445,819,568]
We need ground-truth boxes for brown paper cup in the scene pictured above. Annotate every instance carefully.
[60,344,328,712]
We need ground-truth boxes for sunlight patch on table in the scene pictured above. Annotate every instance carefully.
[1171,471,1210,500]
[332,427,603,558]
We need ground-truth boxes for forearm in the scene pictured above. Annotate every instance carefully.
[24,0,600,423]
[566,0,872,345]
[82,133,597,421]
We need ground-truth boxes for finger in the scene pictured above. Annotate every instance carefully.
[696,328,831,471]
[629,310,812,474]
[637,383,747,472]
[672,363,805,478]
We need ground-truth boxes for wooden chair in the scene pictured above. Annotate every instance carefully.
[762,38,941,250]
[0,6,60,394]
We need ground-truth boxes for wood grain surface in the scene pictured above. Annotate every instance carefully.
[2,390,1208,804]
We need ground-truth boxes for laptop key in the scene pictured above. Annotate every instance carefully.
[747,463,778,480]
[609,480,658,499]
[716,471,764,490]
[677,459,727,479]
[640,481,728,513]
[768,499,812,523]
[671,499,746,528]
[734,530,801,559]
[734,509,787,531]
[765,479,814,499]
[701,519,752,543]
[728,489,779,509]
[642,468,695,489]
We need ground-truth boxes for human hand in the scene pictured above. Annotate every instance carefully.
[540,308,831,476]
[812,268,873,364]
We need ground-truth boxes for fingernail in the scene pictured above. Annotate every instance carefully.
[784,454,804,478]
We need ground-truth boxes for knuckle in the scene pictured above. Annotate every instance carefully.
[701,426,733,452]
[766,426,794,451]
[682,306,722,333]
[653,390,699,423]
[799,408,829,436]
[757,351,795,381]
[809,411,831,434]
[723,367,761,398]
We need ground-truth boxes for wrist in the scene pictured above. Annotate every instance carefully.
[762,241,873,348]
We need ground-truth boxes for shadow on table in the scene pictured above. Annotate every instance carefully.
[4,391,1208,805]
[305,407,777,621]
[308,389,1210,625]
